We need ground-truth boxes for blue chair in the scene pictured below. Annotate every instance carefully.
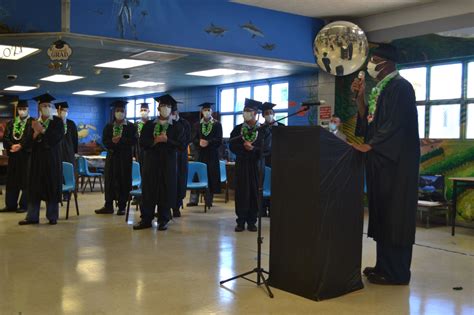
[77,156,103,194]
[126,188,142,223]
[62,162,79,219]
[220,160,229,203]
[100,151,107,157]
[132,161,141,187]
[126,161,142,222]
[263,167,271,198]
[187,162,210,212]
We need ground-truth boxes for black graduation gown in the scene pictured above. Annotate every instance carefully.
[229,123,270,223]
[60,118,78,165]
[133,120,147,167]
[176,118,191,203]
[262,121,285,167]
[3,117,33,191]
[28,116,64,203]
[102,121,137,204]
[356,75,420,247]
[192,120,223,194]
[140,120,184,213]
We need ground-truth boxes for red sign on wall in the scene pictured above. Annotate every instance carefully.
[319,105,332,120]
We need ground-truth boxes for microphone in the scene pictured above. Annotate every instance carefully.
[301,100,326,107]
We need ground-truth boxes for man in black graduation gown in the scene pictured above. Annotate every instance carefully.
[352,43,420,285]
[230,98,270,232]
[133,94,184,231]
[95,100,137,216]
[55,102,78,166]
[188,102,223,208]
[171,104,191,218]
[134,102,150,167]
[1,100,33,213]
[19,93,64,225]
[260,101,285,167]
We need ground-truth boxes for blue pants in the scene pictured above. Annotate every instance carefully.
[26,200,59,222]
[5,187,27,210]
[376,242,413,283]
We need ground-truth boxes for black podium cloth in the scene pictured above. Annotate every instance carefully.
[269,126,364,301]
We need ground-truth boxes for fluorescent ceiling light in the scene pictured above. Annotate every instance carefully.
[73,90,106,96]
[4,85,38,92]
[40,74,84,83]
[0,45,40,60]
[119,81,164,88]
[95,59,155,69]
[186,68,248,77]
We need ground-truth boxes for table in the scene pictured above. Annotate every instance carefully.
[82,155,106,169]
[449,177,474,236]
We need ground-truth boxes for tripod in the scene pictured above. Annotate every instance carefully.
[219,105,314,298]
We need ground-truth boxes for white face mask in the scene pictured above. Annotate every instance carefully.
[115,112,125,121]
[60,111,68,120]
[18,109,28,118]
[367,61,385,79]
[243,111,255,122]
[329,122,337,131]
[159,107,171,118]
[40,106,51,117]
[203,111,212,119]
[264,114,274,123]
[140,110,149,119]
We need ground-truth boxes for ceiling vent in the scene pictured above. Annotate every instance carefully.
[130,50,187,62]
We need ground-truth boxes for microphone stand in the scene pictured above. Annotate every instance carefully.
[219,105,315,298]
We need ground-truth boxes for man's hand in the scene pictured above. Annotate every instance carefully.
[200,139,209,148]
[154,134,168,143]
[10,144,22,153]
[351,76,367,116]
[31,121,44,134]
[243,141,254,151]
[112,136,121,144]
[352,143,372,153]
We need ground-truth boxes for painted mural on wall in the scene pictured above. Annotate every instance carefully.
[335,34,474,224]
[77,123,100,144]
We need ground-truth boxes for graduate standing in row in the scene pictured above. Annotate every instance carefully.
[260,102,285,167]
[19,93,64,225]
[188,102,223,207]
[172,105,191,218]
[134,102,150,167]
[95,101,137,216]
[55,102,78,167]
[230,99,270,232]
[1,100,33,213]
[134,94,184,231]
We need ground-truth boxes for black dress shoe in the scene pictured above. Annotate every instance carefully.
[235,225,245,232]
[363,266,377,276]
[186,202,198,207]
[49,220,57,225]
[247,224,258,232]
[133,221,152,230]
[157,222,168,231]
[16,208,27,213]
[116,209,125,216]
[172,209,181,217]
[18,219,39,225]
[367,273,409,285]
[95,207,114,214]
[0,207,16,213]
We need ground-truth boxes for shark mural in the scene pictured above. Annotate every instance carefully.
[240,21,264,38]
[205,23,228,37]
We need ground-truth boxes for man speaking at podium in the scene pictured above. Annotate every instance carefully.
[351,43,420,285]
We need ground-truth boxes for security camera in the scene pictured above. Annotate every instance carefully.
[7,74,17,81]
[123,74,131,80]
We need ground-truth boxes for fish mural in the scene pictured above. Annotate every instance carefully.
[240,21,264,38]
[260,43,276,51]
[205,23,227,37]
[114,0,140,39]
[77,123,98,143]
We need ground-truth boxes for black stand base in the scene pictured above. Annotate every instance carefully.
[220,267,274,298]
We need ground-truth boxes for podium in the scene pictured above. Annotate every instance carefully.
[269,126,364,301]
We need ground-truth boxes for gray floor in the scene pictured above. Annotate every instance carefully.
[0,189,473,315]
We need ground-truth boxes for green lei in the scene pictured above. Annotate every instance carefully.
[64,121,67,135]
[201,120,213,137]
[242,124,258,143]
[137,121,145,136]
[154,122,169,136]
[113,124,123,137]
[40,118,50,130]
[13,117,27,140]
[368,72,397,123]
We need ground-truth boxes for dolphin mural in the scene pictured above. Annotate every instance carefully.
[240,21,264,38]
[205,23,228,37]
[260,43,276,51]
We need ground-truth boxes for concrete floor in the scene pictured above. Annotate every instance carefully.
[0,190,473,315]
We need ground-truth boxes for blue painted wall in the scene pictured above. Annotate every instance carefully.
[0,0,61,33]
[71,0,323,63]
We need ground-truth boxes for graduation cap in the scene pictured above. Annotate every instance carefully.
[110,100,128,109]
[16,100,29,108]
[197,102,215,110]
[244,98,262,111]
[372,43,398,63]
[260,102,276,112]
[154,94,181,111]
[140,102,149,110]
[55,101,69,109]
[33,93,56,104]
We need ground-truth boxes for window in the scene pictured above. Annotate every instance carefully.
[417,106,425,138]
[429,104,460,139]
[430,63,462,100]
[125,98,157,122]
[468,62,474,99]
[466,104,474,139]
[218,81,289,138]
[400,67,426,101]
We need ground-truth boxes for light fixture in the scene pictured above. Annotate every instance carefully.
[119,81,164,88]
[95,59,155,69]
[40,74,84,83]
[3,85,39,92]
[0,45,40,60]
[186,68,248,77]
[73,90,106,96]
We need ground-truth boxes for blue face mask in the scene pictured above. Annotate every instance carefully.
[329,123,337,131]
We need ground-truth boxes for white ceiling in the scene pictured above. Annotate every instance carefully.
[231,0,436,18]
